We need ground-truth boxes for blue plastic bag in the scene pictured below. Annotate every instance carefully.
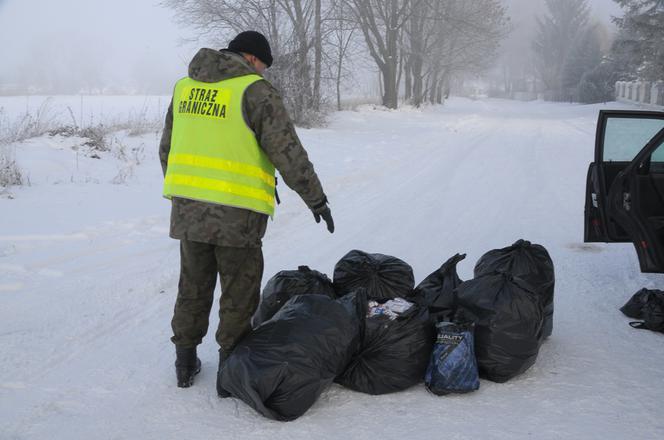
[425,321,479,395]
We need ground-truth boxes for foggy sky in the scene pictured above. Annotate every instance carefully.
[0,0,199,93]
[0,0,624,95]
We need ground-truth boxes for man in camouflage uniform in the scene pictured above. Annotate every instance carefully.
[159,31,334,395]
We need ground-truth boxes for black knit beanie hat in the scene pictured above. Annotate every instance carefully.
[227,31,273,67]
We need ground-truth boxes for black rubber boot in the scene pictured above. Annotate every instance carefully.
[216,349,231,398]
[175,346,201,388]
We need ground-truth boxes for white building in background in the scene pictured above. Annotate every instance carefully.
[616,81,664,108]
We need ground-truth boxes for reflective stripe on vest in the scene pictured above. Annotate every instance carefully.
[163,74,276,216]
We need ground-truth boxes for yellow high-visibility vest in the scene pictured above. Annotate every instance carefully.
[163,74,276,216]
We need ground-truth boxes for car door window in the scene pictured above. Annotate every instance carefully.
[603,117,664,162]
[651,137,664,164]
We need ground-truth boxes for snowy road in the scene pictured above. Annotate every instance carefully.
[1,98,663,439]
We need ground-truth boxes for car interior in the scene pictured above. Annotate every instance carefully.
[633,143,664,249]
[600,116,664,242]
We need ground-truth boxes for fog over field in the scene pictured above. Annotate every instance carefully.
[0,0,622,95]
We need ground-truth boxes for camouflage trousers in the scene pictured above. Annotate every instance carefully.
[170,240,263,352]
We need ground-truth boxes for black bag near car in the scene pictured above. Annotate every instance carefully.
[622,288,664,333]
[620,288,662,318]
[335,301,435,395]
[474,240,554,339]
[333,250,415,300]
[412,253,465,322]
[219,292,364,421]
[455,272,543,383]
[252,266,335,327]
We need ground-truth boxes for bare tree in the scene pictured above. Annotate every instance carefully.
[344,0,423,109]
[343,0,506,108]
[276,0,314,116]
[162,0,327,125]
[162,0,506,114]
[403,0,426,105]
[314,0,323,111]
[325,0,359,110]
[403,0,507,106]
[163,0,283,50]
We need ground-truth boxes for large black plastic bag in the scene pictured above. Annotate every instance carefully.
[333,250,415,300]
[474,240,554,339]
[620,288,663,319]
[252,266,335,328]
[632,295,664,333]
[335,302,434,395]
[413,254,465,321]
[455,273,543,383]
[219,292,364,421]
[622,289,664,333]
[425,321,479,395]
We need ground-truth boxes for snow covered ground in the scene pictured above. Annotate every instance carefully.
[1,97,663,439]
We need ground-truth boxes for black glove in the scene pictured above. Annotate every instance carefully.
[312,205,334,233]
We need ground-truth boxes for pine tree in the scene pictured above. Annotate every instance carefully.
[561,25,603,101]
[612,0,664,81]
[532,0,590,101]
[576,61,618,103]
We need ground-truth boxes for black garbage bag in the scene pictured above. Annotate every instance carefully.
[620,288,663,319]
[333,250,415,300]
[622,289,664,333]
[252,266,335,328]
[412,253,465,321]
[631,296,664,333]
[335,300,434,395]
[219,292,364,421]
[474,240,554,340]
[425,321,479,395]
[455,273,543,383]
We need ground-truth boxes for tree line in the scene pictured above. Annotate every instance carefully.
[163,0,508,125]
[531,0,664,104]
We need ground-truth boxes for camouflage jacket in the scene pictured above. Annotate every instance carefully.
[159,49,327,248]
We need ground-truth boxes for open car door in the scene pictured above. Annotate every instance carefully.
[585,111,664,247]
[607,125,664,273]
